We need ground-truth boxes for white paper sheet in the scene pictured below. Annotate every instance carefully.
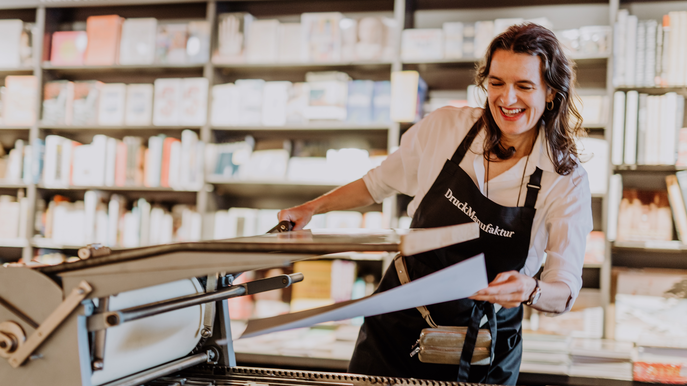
[241,253,488,338]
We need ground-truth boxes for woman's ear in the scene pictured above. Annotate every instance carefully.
[546,88,556,103]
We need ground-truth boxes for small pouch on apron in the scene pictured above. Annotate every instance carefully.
[410,326,492,365]
[394,254,493,365]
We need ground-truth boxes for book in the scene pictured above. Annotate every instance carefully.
[390,70,427,123]
[153,78,182,126]
[623,90,639,165]
[3,75,37,126]
[676,128,687,167]
[615,268,687,348]
[304,72,349,121]
[285,82,309,124]
[84,15,124,65]
[105,137,118,186]
[160,137,180,187]
[42,80,74,125]
[215,13,253,63]
[125,84,154,126]
[607,174,623,241]
[180,78,208,126]
[291,260,335,311]
[277,23,302,63]
[97,83,126,126]
[474,20,495,59]
[238,149,289,180]
[616,189,673,242]
[355,17,386,62]
[584,231,605,265]
[401,29,443,62]
[211,83,240,126]
[372,81,391,124]
[636,93,648,164]
[50,31,88,66]
[186,21,210,64]
[301,12,343,63]
[443,22,464,59]
[72,81,103,126]
[346,80,374,124]
[246,19,279,63]
[155,23,187,64]
[577,137,608,195]
[0,19,23,68]
[613,10,628,87]
[119,18,157,65]
[611,91,626,165]
[236,79,265,125]
[666,175,687,243]
[261,81,290,126]
[624,15,638,87]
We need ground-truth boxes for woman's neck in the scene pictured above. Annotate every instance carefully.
[500,128,538,159]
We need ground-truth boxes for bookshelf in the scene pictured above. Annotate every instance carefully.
[2,0,680,385]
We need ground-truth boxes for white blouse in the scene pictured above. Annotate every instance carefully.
[363,106,593,311]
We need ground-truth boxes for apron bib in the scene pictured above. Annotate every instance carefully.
[349,120,542,385]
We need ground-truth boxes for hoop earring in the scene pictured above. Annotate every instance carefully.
[546,100,554,111]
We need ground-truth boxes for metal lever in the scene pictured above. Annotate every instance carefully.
[267,220,295,234]
[7,281,92,368]
[91,273,304,331]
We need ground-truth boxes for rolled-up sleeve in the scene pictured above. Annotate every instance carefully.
[362,119,427,203]
[540,166,593,312]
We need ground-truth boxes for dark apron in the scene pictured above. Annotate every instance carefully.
[348,120,542,385]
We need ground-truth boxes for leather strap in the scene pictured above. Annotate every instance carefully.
[393,254,438,328]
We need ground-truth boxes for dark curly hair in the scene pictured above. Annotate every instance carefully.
[475,23,584,176]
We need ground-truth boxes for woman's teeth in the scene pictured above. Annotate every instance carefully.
[501,107,524,116]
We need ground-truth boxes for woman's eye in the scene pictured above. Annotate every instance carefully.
[489,82,503,87]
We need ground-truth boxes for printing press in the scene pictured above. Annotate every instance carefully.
[0,224,491,386]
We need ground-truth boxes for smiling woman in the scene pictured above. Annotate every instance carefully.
[278,22,592,385]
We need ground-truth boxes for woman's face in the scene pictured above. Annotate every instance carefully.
[486,49,553,138]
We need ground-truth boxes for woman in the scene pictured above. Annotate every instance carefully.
[278,23,592,385]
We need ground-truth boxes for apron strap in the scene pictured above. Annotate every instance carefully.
[450,119,483,164]
[524,167,543,208]
[457,302,497,383]
[393,254,439,328]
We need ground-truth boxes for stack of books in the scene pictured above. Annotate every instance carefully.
[42,131,204,191]
[49,15,210,66]
[35,193,201,249]
[42,78,208,127]
[214,12,398,64]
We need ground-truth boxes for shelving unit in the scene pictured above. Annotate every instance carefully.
[3,0,683,384]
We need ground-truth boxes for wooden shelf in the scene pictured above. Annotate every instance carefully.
[0,126,31,130]
[31,238,82,250]
[208,178,341,197]
[37,184,199,193]
[39,125,202,131]
[0,239,29,248]
[613,164,686,172]
[42,63,206,72]
[0,183,28,189]
[213,61,393,72]
[212,123,390,131]
[613,240,685,251]
[0,66,33,75]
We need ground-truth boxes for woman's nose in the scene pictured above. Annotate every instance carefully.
[499,86,518,105]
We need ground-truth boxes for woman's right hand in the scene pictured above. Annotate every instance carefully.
[278,202,317,231]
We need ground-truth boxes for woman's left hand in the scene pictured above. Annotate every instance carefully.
[468,271,536,308]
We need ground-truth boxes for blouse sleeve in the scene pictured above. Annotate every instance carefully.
[540,165,594,312]
[362,115,429,203]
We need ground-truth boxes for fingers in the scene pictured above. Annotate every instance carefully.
[468,271,534,306]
